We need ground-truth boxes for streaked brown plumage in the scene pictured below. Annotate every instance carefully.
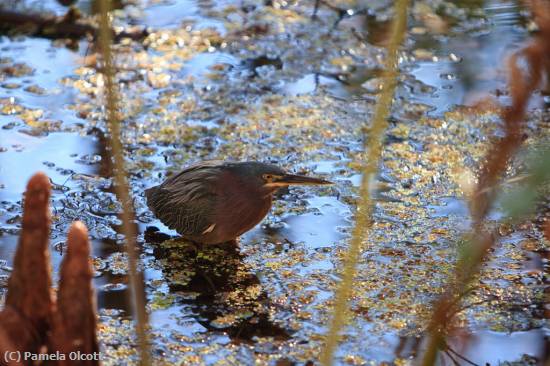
[145,161,332,244]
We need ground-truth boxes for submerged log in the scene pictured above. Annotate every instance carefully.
[0,10,147,41]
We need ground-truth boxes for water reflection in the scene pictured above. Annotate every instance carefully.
[413,0,528,115]
[286,0,530,119]
[0,0,546,363]
[397,329,544,365]
[250,196,348,250]
[0,131,98,201]
[146,229,289,342]
[445,329,544,365]
[0,33,130,311]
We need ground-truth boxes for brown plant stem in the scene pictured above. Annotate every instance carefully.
[319,1,409,365]
[97,0,150,365]
[421,1,550,364]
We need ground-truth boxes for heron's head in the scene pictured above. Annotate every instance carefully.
[227,162,333,192]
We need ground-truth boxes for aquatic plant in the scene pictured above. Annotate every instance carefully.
[97,0,150,364]
[319,1,410,365]
[421,1,550,364]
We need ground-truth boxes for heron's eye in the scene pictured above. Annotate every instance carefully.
[262,174,274,182]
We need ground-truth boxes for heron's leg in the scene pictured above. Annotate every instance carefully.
[226,239,239,248]
[144,226,173,244]
[186,241,200,256]
[215,239,242,257]
[198,269,217,293]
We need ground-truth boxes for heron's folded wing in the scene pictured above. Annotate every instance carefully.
[148,187,215,236]
[147,165,221,236]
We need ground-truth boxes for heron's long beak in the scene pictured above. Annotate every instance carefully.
[274,174,333,186]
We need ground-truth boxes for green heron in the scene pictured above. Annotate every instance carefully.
[145,161,332,244]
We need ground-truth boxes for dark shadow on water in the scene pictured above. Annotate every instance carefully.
[145,226,290,342]
[96,274,132,312]
[86,127,114,179]
[225,55,283,79]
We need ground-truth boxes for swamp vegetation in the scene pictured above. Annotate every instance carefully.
[0,0,550,365]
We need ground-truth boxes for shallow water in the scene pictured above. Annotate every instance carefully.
[0,0,548,364]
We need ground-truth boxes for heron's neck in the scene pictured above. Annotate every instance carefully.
[260,186,278,199]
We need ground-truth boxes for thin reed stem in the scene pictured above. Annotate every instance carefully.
[97,1,151,364]
[319,1,409,365]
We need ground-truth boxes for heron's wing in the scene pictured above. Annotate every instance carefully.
[149,191,213,236]
[162,160,224,186]
[147,162,223,237]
